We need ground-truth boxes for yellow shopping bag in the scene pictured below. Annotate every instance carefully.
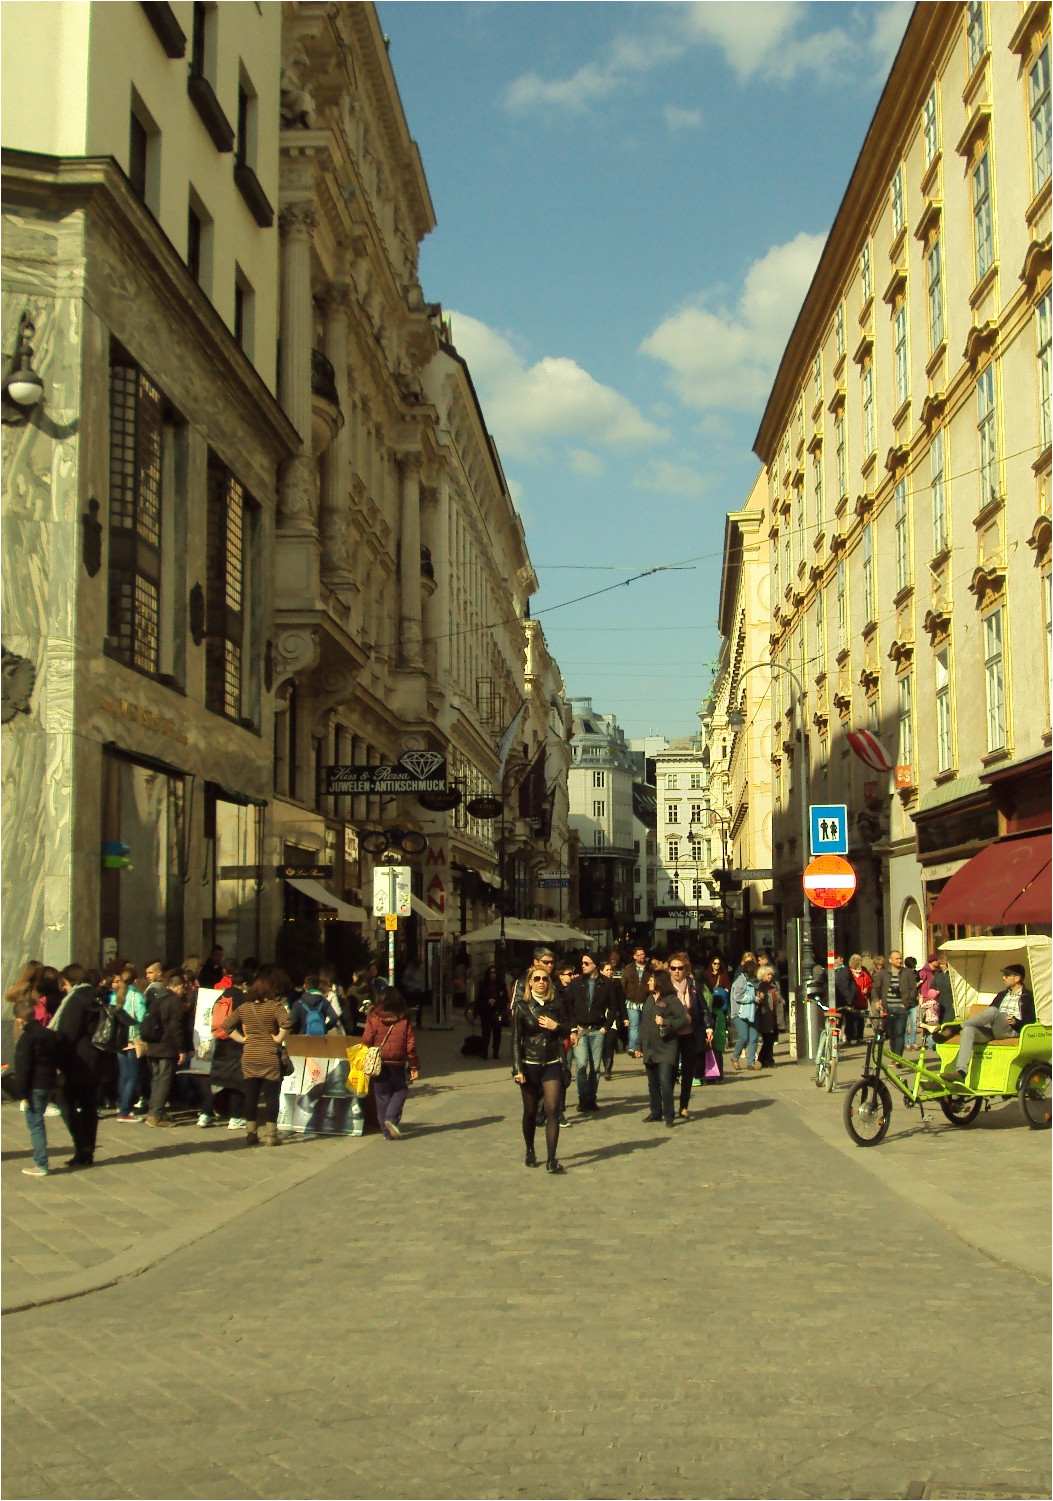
[345,1042,370,1097]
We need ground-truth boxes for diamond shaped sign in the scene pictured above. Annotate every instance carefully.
[399,751,444,781]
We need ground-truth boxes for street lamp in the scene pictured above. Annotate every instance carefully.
[727,660,814,1058]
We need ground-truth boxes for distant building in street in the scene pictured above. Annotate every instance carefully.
[631,780,657,941]
[747,0,1051,960]
[651,737,721,950]
[568,698,635,948]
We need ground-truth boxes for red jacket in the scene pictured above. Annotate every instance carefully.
[362,1012,419,1072]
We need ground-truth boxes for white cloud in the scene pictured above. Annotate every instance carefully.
[639,231,827,413]
[569,449,604,477]
[663,104,703,133]
[502,4,912,115]
[447,311,668,460]
[635,459,708,497]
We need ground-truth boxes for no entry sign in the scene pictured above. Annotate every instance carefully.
[803,854,857,909]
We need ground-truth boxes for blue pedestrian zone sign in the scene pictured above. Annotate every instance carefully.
[810,804,848,855]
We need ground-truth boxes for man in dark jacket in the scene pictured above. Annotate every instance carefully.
[144,970,189,1127]
[563,952,618,1111]
[621,947,652,1055]
[52,965,104,1168]
[870,950,919,1057]
[11,999,67,1175]
[943,964,1036,1081]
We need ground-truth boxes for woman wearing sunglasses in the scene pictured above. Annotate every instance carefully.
[511,966,571,1173]
[667,953,714,1119]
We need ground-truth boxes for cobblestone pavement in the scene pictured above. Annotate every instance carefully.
[2,1031,1050,1501]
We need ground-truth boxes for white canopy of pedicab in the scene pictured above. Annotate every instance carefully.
[939,936,1052,1024]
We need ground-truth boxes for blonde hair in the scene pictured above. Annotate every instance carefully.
[527,971,554,1000]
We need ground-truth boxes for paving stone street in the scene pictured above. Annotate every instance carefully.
[2,1027,1050,1501]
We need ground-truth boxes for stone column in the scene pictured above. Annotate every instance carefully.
[278,202,317,530]
[320,280,354,598]
[398,450,424,669]
[434,471,452,682]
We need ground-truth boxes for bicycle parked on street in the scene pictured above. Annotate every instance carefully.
[813,998,842,1092]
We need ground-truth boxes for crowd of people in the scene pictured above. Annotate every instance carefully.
[4,949,420,1175]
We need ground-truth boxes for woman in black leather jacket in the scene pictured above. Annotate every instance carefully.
[512,966,571,1174]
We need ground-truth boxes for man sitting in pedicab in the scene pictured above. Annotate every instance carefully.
[941,964,1036,1082]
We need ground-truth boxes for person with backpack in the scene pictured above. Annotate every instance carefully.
[48,965,107,1168]
[290,975,341,1038]
[141,970,190,1127]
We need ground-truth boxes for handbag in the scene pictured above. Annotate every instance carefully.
[91,1004,128,1053]
[703,1047,721,1080]
[278,1043,295,1078]
[362,1024,395,1078]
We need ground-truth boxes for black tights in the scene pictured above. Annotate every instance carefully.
[520,1077,562,1162]
[242,1076,280,1125]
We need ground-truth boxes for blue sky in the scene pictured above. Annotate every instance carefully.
[377,0,912,739]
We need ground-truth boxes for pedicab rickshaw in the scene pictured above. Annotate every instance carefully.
[842,935,1052,1146]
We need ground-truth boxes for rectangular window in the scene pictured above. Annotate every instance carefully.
[835,410,847,500]
[773,535,780,601]
[891,167,904,236]
[927,237,944,351]
[187,203,203,283]
[923,86,939,165]
[931,428,947,553]
[689,840,703,863]
[895,479,910,592]
[592,769,606,788]
[813,451,824,531]
[783,532,791,591]
[894,303,909,407]
[834,302,845,361]
[815,588,826,671]
[862,363,875,457]
[983,608,1005,751]
[977,363,999,510]
[107,354,164,675]
[861,241,872,304]
[667,803,679,823]
[862,524,875,624]
[973,150,993,281]
[205,457,253,721]
[234,267,255,357]
[1032,43,1052,192]
[812,353,822,408]
[129,110,149,200]
[935,646,953,771]
[793,487,804,570]
[690,803,703,824]
[665,774,678,790]
[967,0,986,73]
[594,829,606,849]
[667,839,680,864]
[692,879,705,903]
[593,800,606,819]
[897,673,914,772]
[1037,290,1051,449]
[836,560,847,650]
[689,772,702,789]
[128,92,159,212]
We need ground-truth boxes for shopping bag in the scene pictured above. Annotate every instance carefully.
[704,1048,721,1080]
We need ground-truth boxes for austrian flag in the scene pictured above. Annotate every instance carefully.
[845,729,894,774]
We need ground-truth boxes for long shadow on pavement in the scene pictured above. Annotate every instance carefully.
[563,1136,671,1168]
[403,1113,505,1137]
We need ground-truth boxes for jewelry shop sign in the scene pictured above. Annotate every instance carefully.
[325,751,448,796]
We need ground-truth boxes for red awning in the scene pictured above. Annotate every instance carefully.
[928,833,1052,927]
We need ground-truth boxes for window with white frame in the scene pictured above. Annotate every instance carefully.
[773,535,780,600]
[972,150,994,281]
[666,802,679,823]
[935,646,953,771]
[1037,290,1051,449]
[793,486,804,569]
[815,588,826,671]
[690,803,703,823]
[923,86,939,165]
[667,839,680,863]
[835,410,847,499]
[862,524,875,623]
[690,840,703,863]
[897,673,914,772]
[835,301,845,361]
[784,531,792,590]
[593,800,606,818]
[594,829,606,849]
[931,427,948,553]
[894,303,910,407]
[592,769,606,788]
[895,479,910,592]
[967,0,986,72]
[983,607,1006,751]
[861,240,872,304]
[927,237,944,352]
[665,773,678,790]
[813,353,822,407]
[867,695,879,735]
[813,450,824,530]
[692,879,705,903]
[977,364,999,510]
[891,167,904,236]
[836,560,847,650]
[862,363,876,456]
[1031,42,1052,192]
[689,772,702,789]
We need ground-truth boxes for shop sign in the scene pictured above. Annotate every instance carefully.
[894,764,913,789]
[99,695,189,745]
[325,752,447,795]
[278,864,333,879]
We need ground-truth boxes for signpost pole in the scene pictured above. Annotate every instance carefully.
[387,868,397,987]
[822,907,836,1060]
[795,701,813,1062]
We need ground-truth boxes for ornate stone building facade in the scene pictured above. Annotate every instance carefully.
[749,0,1051,960]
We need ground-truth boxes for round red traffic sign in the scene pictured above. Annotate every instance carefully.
[803,854,857,909]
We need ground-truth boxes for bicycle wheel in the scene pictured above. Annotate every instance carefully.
[938,1094,982,1127]
[814,1032,829,1089]
[1018,1061,1052,1130]
[843,1077,892,1146]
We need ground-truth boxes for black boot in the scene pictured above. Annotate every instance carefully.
[546,1158,565,1174]
[524,1146,538,1167]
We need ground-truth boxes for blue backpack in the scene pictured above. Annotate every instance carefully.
[300,993,328,1037]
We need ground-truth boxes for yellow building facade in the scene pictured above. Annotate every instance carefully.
[749,0,1051,961]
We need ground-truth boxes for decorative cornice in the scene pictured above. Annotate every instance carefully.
[827,385,846,415]
[885,443,910,476]
[914,197,942,244]
[858,666,880,694]
[853,330,874,367]
[1009,2,1048,61]
[963,320,998,368]
[1027,512,1052,565]
[854,491,875,521]
[919,390,947,430]
[832,692,852,717]
[806,427,823,455]
[955,103,991,162]
[922,606,952,645]
[887,637,915,668]
[1020,233,1052,293]
[882,266,907,306]
[968,562,1007,609]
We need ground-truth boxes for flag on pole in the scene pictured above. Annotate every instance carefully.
[845,729,894,773]
[495,704,527,785]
